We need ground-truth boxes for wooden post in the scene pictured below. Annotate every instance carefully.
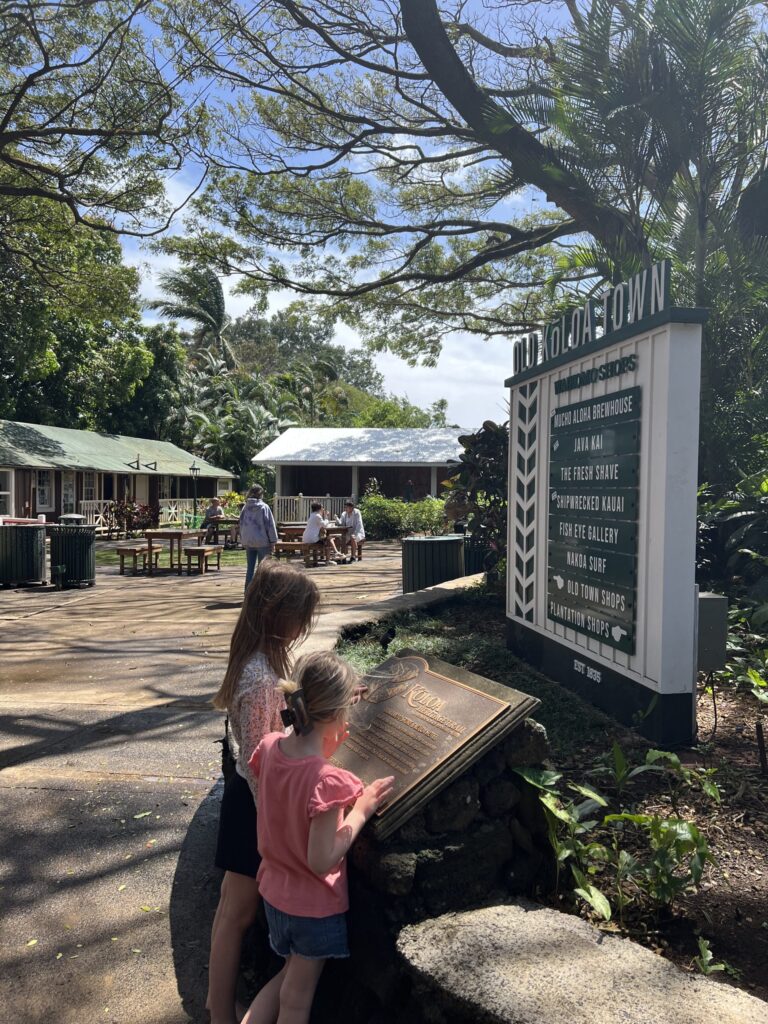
[351,465,359,501]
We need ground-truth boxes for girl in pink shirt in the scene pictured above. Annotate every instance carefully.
[242,651,394,1024]
[207,560,320,1024]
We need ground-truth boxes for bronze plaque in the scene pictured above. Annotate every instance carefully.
[331,652,539,838]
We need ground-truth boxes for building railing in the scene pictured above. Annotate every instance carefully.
[80,500,112,532]
[272,495,348,523]
[158,498,195,524]
[80,498,196,532]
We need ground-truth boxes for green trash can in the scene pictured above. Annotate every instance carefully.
[463,536,490,575]
[48,524,96,587]
[402,535,466,594]
[0,524,47,585]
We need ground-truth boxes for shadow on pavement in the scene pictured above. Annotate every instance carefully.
[169,782,222,1024]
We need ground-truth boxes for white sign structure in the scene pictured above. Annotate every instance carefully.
[505,262,705,745]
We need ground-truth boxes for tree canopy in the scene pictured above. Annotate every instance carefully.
[0,1,199,246]
[159,0,767,366]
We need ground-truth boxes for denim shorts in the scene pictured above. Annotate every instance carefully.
[263,899,349,960]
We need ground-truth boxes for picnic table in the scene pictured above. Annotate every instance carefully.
[144,528,206,575]
[204,516,240,546]
[278,524,347,541]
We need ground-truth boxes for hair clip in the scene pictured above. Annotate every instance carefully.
[280,688,313,736]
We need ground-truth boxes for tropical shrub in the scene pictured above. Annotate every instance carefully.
[359,494,446,539]
[516,749,718,927]
[444,419,508,576]
[109,500,159,534]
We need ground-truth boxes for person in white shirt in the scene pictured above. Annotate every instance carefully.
[339,500,365,563]
[301,503,341,562]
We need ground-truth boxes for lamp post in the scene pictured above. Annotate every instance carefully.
[190,462,200,522]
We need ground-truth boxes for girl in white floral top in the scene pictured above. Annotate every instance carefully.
[207,560,319,1024]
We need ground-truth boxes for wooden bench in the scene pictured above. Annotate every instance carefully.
[274,540,326,567]
[274,541,305,561]
[117,543,164,576]
[182,544,223,575]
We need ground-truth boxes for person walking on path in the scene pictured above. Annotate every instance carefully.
[239,485,278,590]
[241,651,394,1024]
[207,561,320,1024]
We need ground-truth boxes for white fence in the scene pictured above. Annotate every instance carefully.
[158,498,195,524]
[272,495,348,523]
[80,498,196,532]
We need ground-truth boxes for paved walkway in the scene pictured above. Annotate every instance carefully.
[0,545,476,1023]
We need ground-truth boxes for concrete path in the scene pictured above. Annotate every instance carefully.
[0,546,477,1023]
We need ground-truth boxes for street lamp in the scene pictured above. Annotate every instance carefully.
[190,462,200,521]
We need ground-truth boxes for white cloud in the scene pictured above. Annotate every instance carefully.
[126,243,512,427]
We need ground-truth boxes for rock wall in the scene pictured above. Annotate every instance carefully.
[243,718,553,1022]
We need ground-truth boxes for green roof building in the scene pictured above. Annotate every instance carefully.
[0,419,233,524]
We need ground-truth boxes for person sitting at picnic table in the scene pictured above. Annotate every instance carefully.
[338,500,365,563]
[203,496,238,548]
[302,502,341,564]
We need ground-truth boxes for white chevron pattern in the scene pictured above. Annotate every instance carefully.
[512,382,538,621]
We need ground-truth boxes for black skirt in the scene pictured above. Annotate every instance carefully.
[214,769,261,878]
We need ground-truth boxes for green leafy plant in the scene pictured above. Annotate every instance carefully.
[444,420,508,578]
[693,937,726,975]
[605,813,715,915]
[514,760,716,928]
[645,750,721,811]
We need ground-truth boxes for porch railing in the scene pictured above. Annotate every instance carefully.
[158,498,195,524]
[80,500,112,532]
[80,498,196,532]
[272,495,348,523]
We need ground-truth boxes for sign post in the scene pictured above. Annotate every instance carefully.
[505,262,706,746]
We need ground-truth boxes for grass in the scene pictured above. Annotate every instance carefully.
[94,545,248,568]
[336,585,639,761]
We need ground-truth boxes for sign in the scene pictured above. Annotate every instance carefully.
[509,262,670,381]
[505,261,706,746]
[546,386,640,653]
[331,653,539,838]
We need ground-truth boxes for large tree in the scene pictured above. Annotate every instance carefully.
[0,0,200,260]
[161,1,767,362]
[0,190,153,426]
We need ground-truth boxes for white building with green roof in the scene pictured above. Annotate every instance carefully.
[0,419,233,525]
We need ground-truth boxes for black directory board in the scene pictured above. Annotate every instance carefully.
[547,386,641,653]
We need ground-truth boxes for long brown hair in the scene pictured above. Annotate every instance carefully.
[213,560,319,710]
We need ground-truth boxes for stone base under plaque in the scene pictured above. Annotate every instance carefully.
[506,618,696,747]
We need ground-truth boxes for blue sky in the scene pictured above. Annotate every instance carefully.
[122,215,514,431]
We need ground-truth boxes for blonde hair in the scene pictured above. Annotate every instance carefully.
[213,560,320,710]
[279,651,358,726]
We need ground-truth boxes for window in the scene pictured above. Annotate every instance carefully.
[158,475,172,500]
[217,478,230,496]
[36,470,53,510]
[0,469,12,516]
[83,471,96,502]
[61,472,75,514]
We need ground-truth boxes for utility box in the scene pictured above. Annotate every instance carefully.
[697,592,728,672]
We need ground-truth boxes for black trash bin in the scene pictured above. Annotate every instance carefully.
[48,524,96,588]
[0,524,47,585]
[402,534,465,594]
